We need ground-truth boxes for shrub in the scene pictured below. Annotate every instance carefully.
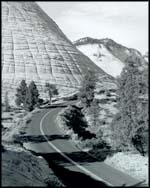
[78,70,98,108]
[38,98,44,105]
[62,105,95,140]
[45,83,59,104]
[63,94,78,101]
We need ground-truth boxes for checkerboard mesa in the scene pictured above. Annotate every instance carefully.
[2,2,110,101]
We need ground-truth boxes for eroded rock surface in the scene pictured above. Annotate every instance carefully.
[2,2,108,98]
[74,37,147,77]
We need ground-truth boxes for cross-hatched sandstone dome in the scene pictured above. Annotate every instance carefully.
[2,2,108,98]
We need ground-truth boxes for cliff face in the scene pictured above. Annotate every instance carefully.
[74,37,147,77]
[2,2,109,98]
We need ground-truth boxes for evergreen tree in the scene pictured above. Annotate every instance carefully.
[62,105,89,139]
[24,88,34,112]
[79,70,97,108]
[4,91,10,112]
[15,80,28,106]
[111,56,148,153]
[89,99,101,128]
[29,81,39,107]
[24,81,39,111]
[45,83,58,104]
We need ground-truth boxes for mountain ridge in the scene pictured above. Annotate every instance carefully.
[74,37,147,77]
[74,37,143,55]
[2,2,113,100]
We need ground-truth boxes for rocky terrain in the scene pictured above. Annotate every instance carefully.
[2,108,64,187]
[2,2,112,100]
[74,37,147,77]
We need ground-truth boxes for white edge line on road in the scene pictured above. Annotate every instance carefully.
[40,109,113,186]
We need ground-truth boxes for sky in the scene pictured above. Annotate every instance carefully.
[37,2,148,54]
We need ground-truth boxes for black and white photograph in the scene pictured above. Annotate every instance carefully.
[1,1,148,187]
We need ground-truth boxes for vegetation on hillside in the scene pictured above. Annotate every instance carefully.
[60,70,111,152]
[24,81,40,111]
[45,83,59,104]
[62,105,96,140]
[15,80,39,111]
[111,56,148,155]
[78,70,98,108]
[4,92,10,112]
[15,80,28,107]
[15,80,59,111]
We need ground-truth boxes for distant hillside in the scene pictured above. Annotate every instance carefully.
[74,37,147,77]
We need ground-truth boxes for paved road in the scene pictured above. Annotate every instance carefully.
[24,101,143,187]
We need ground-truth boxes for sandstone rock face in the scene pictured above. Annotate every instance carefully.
[2,2,108,98]
[74,37,147,77]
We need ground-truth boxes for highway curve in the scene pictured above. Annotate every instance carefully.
[24,101,142,187]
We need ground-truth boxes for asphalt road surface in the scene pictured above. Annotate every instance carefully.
[24,101,144,187]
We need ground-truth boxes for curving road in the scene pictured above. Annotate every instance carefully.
[24,101,143,187]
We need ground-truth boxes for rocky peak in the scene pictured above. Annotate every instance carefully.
[74,37,147,77]
[2,2,112,100]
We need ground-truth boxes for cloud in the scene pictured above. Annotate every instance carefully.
[55,2,148,53]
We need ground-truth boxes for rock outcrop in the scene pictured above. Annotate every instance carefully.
[2,2,109,99]
[74,37,147,77]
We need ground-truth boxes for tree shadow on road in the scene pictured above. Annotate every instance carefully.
[28,150,144,187]
[45,157,146,188]
[40,150,108,166]
[40,104,67,109]
[27,149,110,187]
[46,160,109,188]
[13,134,70,144]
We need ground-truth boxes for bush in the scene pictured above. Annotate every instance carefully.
[45,83,59,104]
[78,70,98,108]
[63,94,78,101]
[38,98,44,105]
[82,130,96,140]
[132,128,148,156]
[79,137,110,152]
[62,105,95,140]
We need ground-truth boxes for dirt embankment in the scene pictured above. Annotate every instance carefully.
[2,108,64,187]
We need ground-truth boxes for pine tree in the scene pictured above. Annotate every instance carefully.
[24,88,34,112]
[4,91,10,112]
[111,56,148,153]
[45,83,58,104]
[24,81,39,111]
[29,81,39,107]
[89,99,101,127]
[15,80,28,107]
[79,70,97,108]
[62,105,88,138]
